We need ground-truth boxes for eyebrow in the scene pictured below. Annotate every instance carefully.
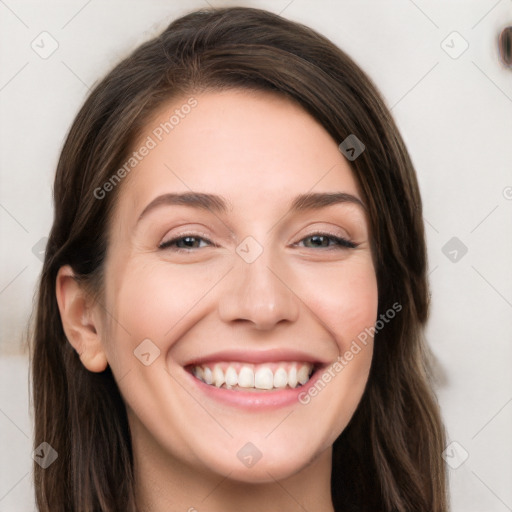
[136,191,365,223]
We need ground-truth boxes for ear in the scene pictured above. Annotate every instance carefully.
[55,265,108,373]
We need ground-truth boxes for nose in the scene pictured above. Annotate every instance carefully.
[217,246,300,330]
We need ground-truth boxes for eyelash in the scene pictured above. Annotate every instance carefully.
[158,232,358,251]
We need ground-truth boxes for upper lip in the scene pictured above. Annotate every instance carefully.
[183,348,330,367]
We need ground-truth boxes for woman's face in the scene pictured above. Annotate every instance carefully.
[99,89,378,482]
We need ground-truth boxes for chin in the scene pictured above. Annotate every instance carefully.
[194,436,329,484]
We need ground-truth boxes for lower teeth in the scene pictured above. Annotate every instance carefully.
[200,378,311,391]
[225,384,301,391]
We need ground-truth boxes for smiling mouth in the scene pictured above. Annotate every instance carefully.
[186,361,319,391]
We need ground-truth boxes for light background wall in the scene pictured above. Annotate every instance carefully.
[0,0,511,510]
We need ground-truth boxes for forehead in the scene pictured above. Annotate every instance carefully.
[114,89,361,221]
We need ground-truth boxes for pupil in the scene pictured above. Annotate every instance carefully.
[182,236,197,247]
[310,235,327,247]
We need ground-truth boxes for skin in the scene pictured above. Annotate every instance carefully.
[56,89,378,512]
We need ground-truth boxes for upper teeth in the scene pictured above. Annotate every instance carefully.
[192,362,314,390]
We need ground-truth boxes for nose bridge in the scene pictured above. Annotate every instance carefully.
[218,238,299,329]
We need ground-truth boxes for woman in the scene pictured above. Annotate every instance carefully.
[31,6,448,511]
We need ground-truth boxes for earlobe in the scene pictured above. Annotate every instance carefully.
[78,348,108,373]
[56,265,108,373]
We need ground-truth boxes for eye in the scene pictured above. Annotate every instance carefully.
[158,232,357,252]
[297,233,358,249]
[159,234,213,251]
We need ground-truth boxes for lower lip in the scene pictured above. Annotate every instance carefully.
[183,366,325,410]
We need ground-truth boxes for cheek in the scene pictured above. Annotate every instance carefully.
[105,252,377,365]
[294,256,378,347]
[290,257,377,448]
[109,258,227,343]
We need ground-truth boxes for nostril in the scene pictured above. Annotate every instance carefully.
[498,26,512,67]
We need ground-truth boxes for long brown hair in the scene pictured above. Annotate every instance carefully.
[31,6,448,511]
